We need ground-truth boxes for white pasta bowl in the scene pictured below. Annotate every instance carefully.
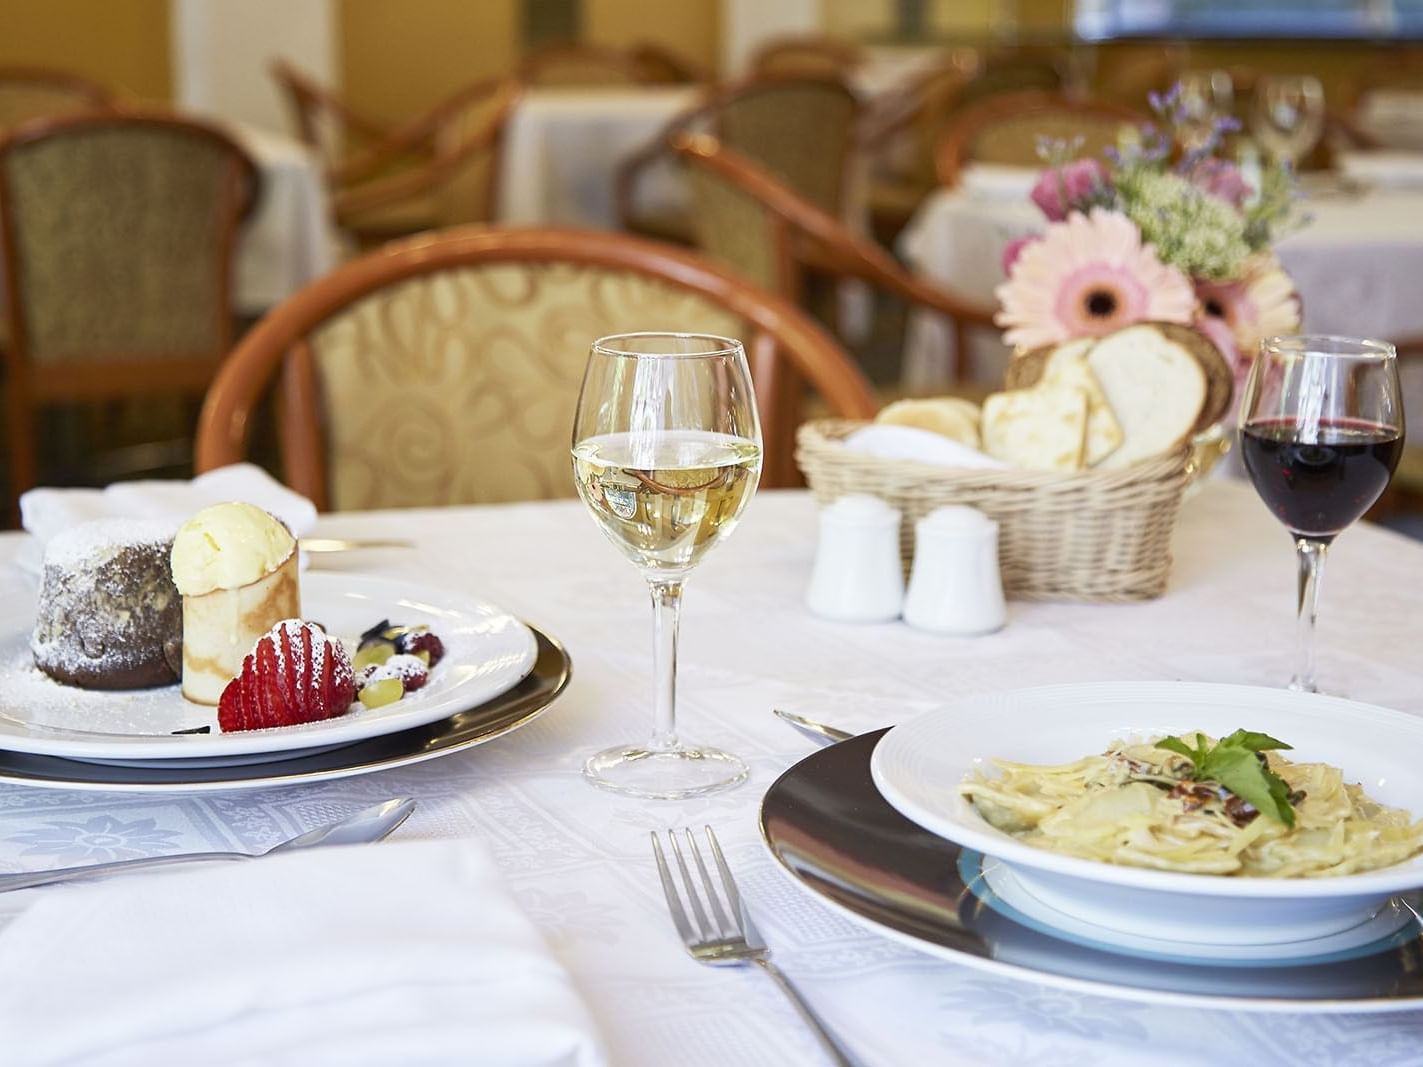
[870,682,1423,950]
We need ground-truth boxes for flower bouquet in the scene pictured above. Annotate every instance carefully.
[995,85,1304,387]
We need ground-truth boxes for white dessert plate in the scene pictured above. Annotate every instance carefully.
[869,682,1423,949]
[0,573,538,763]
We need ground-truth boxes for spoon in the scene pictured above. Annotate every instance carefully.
[772,708,855,746]
[300,538,415,553]
[0,797,416,893]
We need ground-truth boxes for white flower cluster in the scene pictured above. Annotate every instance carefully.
[1117,171,1251,281]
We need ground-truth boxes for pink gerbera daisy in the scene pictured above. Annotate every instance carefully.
[994,208,1196,349]
[1194,253,1302,381]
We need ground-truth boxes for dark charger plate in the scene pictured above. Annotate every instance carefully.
[758,729,1423,1012]
[0,626,571,792]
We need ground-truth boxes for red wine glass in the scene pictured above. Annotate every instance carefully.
[1239,336,1404,693]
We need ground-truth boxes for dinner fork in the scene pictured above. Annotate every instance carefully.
[650,826,859,1067]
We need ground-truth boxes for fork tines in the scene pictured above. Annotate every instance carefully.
[651,826,746,948]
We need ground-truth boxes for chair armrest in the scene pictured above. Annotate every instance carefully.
[612,90,716,229]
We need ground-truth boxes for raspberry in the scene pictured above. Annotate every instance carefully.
[218,620,355,732]
[397,631,445,667]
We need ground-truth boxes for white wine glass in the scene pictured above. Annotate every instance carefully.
[570,333,762,799]
[1178,69,1234,149]
[1251,75,1325,167]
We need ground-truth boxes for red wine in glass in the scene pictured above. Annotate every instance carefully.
[1238,336,1404,693]
[1240,418,1403,541]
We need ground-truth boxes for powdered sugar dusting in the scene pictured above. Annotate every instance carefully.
[361,653,427,687]
[44,518,180,570]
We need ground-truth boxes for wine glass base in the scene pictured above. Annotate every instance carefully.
[582,742,748,800]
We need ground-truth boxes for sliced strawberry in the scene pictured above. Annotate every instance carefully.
[218,620,355,732]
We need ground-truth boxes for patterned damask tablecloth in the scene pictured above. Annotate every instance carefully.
[1,485,1421,1066]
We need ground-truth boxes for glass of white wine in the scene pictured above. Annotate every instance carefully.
[570,333,763,799]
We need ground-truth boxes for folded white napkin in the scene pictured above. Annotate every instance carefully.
[843,424,1009,470]
[0,838,607,1067]
[960,162,1040,201]
[1336,150,1423,189]
[17,464,318,572]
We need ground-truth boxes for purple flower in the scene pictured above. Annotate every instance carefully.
[1189,159,1253,208]
[1030,158,1111,221]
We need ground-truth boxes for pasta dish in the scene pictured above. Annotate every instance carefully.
[960,733,1423,878]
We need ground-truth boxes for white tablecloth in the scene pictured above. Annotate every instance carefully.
[1,486,1421,1065]
[898,181,1423,392]
[497,87,701,229]
[228,122,340,315]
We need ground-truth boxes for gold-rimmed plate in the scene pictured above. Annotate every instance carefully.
[0,625,569,793]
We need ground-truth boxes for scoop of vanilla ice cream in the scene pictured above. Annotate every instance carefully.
[170,502,296,596]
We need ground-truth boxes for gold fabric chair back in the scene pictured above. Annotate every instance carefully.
[716,77,859,217]
[750,36,861,80]
[197,228,877,506]
[0,112,256,500]
[0,67,114,134]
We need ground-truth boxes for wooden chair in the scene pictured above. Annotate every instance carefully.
[615,75,861,245]
[333,79,521,245]
[750,36,862,80]
[936,92,1145,187]
[675,134,996,386]
[628,42,705,85]
[0,67,116,134]
[195,227,877,503]
[518,43,648,86]
[269,60,397,177]
[0,112,258,503]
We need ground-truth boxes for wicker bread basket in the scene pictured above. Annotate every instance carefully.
[796,419,1192,602]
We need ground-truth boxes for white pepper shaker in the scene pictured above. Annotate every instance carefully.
[903,505,1005,635]
[805,494,904,623]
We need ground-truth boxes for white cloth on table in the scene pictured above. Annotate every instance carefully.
[1337,151,1423,190]
[497,87,701,229]
[18,463,317,571]
[0,838,607,1067]
[225,121,340,315]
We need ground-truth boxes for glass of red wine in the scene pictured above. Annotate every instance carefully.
[1239,336,1404,693]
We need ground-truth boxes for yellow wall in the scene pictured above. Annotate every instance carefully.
[0,0,171,102]
[583,0,719,75]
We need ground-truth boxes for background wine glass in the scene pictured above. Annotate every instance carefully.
[1178,69,1235,150]
[570,333,762,799]
[1239,336,1404,693]
[1251,75,1326,167]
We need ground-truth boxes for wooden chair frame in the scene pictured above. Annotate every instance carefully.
[0,111,259,502]
[935,91,1144,187]
[675,134,997,383]
[749,35,863,77]
[196,227,878,501]
[518,42,646,85]
[613,74,860,235]
[332,79,521,235]
[0,65,117,115]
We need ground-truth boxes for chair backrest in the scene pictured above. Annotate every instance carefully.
[750,36,861,80]
[715,76,860,218]
[937,92,1144,187]
[270,59,390,171]
[196,227,877,507]
[628,42,704,85]
[0,66,115,134]
[519,44,645,87]
[0,112,258,372]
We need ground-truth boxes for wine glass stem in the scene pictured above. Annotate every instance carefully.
[1292,537,1329,693]
[648,579,684,752]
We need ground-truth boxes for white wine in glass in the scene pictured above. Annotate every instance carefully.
[571,333,762,799]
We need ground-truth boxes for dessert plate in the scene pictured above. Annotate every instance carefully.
[0,625,570,793]
[869,682,1423,948]
[761,731,1423,1012]
[0,573,538,763]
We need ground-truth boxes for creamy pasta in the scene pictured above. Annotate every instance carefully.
[961,735,1423,877]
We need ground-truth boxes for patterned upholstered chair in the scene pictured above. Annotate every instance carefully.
[750,36,862,80]
[936,92,1145,187]
[0,67,115,134]
[332,79,520,246]
[195,228,877,504]
[676,134,995,384]
[0,112,257,502]
[615,76,861,245]
[269,59,396,178]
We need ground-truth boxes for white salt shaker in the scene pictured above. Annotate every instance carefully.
[903,506,1006,635]
[806,494,904,623]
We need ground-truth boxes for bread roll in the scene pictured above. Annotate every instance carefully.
[1040,340,1124,466]
[982,384,1089,471]
[1088,324,1206,468]
[875,397,981,449]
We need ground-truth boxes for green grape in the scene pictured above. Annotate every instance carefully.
[360,677,404,708]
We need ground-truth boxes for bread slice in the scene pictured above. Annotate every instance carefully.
[1152,322,1235,433]
[875,397,981,449]
[1039,341,1124,466]
[1088,324,1206,468]
[982,384,1089,471]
